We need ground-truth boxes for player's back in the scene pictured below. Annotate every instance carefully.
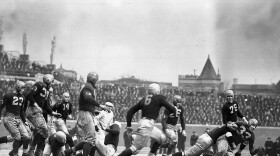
[139,94,172,121]
[3,92,24,116]
[27,81,48,107]
[232,121,255,145]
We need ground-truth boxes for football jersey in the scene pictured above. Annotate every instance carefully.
[95,110,114,130]
[126,94,176,127]
[104,123,120,150]
[163,103,185,130]
[79,83,100,113]
[207,125,228,143]
[1,92,24,116]
[53,100,72,121]
[231,122,255,150]
[25,81,53,114]
[222,101,244,124]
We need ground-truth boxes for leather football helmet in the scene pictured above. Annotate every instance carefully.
[226,89,234,103]
[43,74,54,85]
[148,83,160,95]
[54,131,66,144]
[87,72,99,86]
[15,81,25,94]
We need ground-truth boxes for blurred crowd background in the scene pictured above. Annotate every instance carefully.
[0,79,279,127]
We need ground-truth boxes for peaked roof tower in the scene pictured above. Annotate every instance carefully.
[198,55,220,80]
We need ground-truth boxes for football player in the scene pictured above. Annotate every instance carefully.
[171,123,238,156]
[25,74,61,156]
[42,119,74,156]
[161,95,186,156]
[65,121,121,156]
[0,81,31,156]
[52,92,72,133]
[95,102,114,143]
[75,72,108,156]
[222,90,248,124]
[215,119,260,156]
[118,83,177,156]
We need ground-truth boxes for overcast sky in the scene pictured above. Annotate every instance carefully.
[0,0,280,86]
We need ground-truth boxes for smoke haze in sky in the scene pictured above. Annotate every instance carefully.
[0,0,279,86]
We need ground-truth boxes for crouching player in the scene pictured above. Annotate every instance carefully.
[171,122,238,156]
[64,121,121,156]
[215,118,261,156]
[0,81,31,156]
[43,119,74,156]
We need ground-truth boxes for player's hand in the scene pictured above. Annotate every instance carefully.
[242,117,248,124]
[182,130,187,137]
[52,112,62,118]
[235,151,241,156]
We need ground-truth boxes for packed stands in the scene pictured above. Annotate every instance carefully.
[1,79,279,127]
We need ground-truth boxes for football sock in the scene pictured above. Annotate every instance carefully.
[150,141,161,154]
[12,140,20,155]
[0,136,8,144]
[167,143,176,154]
[83,142,93,156]
[172,152,184,156]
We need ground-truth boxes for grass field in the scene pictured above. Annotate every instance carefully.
[0,145,252,156]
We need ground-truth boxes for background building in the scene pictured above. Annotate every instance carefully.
[178,55,223,91]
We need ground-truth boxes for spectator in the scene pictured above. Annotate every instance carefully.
[265,137,274,156]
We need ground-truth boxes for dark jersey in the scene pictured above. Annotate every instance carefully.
[0,92,25,119]
[162,103,185,130]
[222,101,244,124]
[49,133,74,152]
[104,123,120,150]
[126,94,176,127]
[231,122,255,151]
[53,100,72,122]
[25,82,53,115]
[79,83,100,113]
[207,125,228,143]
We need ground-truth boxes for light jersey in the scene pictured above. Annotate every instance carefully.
[95,110,114,130]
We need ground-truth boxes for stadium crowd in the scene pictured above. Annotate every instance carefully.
[0,51,52,77]
[0,79,280,127]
